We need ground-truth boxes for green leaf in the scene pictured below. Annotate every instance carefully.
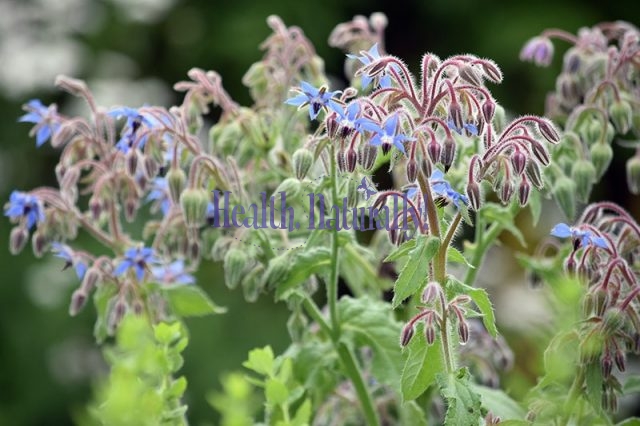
[384,238,416,262]
[623,375,640,395]
[447,278,498,337]
[163,285,226,317]
[291,399,311,425]
[528,189,543,226]
[167,376,188,399]
[480,204,526,247]
[273,247,332,300]
[401,323,444,400]
[243,346,275,376]
[616,419,640,426]
[93,284,117,343]
[392,235,440,308]
[398,401,428,426]
[437,368,483,426]
[470,384,525,421]
[447,246,473,268]
[338,297,403,391]
[585,361,604,414]
[265,378,289,406]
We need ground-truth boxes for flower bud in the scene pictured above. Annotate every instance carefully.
[10,227,29,255]
[421,282,440,304]
[525,161,544,189]
[466,182,481,210]
[458,321,470,344]
[420,157,432,177]
[480,60,502,83]
[531,140,550,165]
[609,100,632,134]
[347,178,359,208]
[89,197,102,221]
[459,64,482,86]
[358,144,377,170]
[425,323,436,345]
[180,188,210,227]
[406,159,418,182]
[626,156,640,194]
[81,267,100,294]
[224,248,247,290]
[69,289,88,316]
[552,176,576,220]
[292,148,314,180]
[510,149,527,175]
[449,102,464,132]
[400,323,415,347]
[602,308,624,334]
[556,73,580,106]
[481,99,496,123]
[126,150,138,176]
[55,75,88,97]
[590,142,613,179]
[108,299,128,332]
[614,349,626,372]
[242,266,265,303]
[440,136,456,172]
[124,197,138,223]
[287,310,308,342]
[144,156,159,179]
[336,150,346,172]
[499,181,514,204]
[189,240,201,260]
[537,119,560,143]
[345,148,357,172]
[583,292,594,317]
[601,354,613,378]
[427,140,441,163]
[132,300,144,315]
[31,231,48,258]
[571,160,596,203]
[167,167,186,204]
[518,177,531,207]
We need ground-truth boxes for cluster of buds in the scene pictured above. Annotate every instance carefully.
[521,22,640,206]
[548,202,640,411]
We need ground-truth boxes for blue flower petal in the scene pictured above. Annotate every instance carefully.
[550,223,572,238]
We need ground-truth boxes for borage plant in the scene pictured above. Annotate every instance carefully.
[5,12,640,426]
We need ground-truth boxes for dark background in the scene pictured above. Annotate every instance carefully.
[1,0,638,424]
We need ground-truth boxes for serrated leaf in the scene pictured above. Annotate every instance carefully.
[338,297,403,391]
[447,246,473,268]
[265,378,289,405]
[437,368,483,426]
[623,376,640,394]
[401,324,444,400]
[447,278,497,337]
[384,238,416,262]
[470,383,525,421]
[243,346,275,376]
[392,235,440,308]
[480,204,526,247]
[163,285,226,317]
[274,247,332,300]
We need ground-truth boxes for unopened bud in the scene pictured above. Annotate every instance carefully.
[242,265,266,303]
[510,149,527,175]
[55,75,89,97]
[449,102,464,132]
[626,156,640,194]
[590,142,613,179]
[189,240,200,260]
[480,61,502,83]
[292,148,314,180]
[421,282,440,304]
[108,299,128,332]
[481,99,496,123]
[459,64,482,86]
[602,308,624,334]
[132,300,144,315]
[358,144,377,170]
[571,160,596,202]
[69,289,88,316]
[10,227,29,254]
[583,292,594,316]
[427,140,441,163]
[326,114,339,138]
[537,119,560,143]
[614,350,626,372]
[499,181,514,204]
[440,136,456,171]
[609,100,632,134]
[144,156,159,179]
[224,248,247,290]
[601,355,613,378]
[525,161,544,189]
[552,176,576,220]
[180,188,210,227]
[518,177,531,206]
[458,321,470,344]
[124,197,138,222]
[466,182,481,210]
[531,140,550,165]
[425,323,436,345]
[287,309,308,342]
[126,150,138,176]
[167,167,186,204]
[336,150,346,172]
[556,73,580,106]
[420,157,432,177]
[400,324,415,347]
[345,148,357,172]
[89,197,102,221]
[32,231,48,258]
[406,159,418,182]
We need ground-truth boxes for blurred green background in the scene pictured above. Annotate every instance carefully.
[1,0,638,424]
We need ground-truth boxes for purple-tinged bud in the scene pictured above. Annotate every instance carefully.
[32,231,48,258]
[400,323,415,347]
[454,295,471,305]
[614,350,626,372]
[583,292,594,317]
[632,332,640,354]
[10,227,29,255]
[126,150,138,176]
[427,140,442,163]
[481,99,496,123]
[531,141,550,165]
[124,197,138,223]
[499,181,514,204]
[518,177,531,207]
[292,148,314,180]
[421,282,440,304]
[358,144,377,170]
[345,148,357,172]
[425,323,436,345]
[224,248,247,290]
[563,48,582,73]
[180,188,209,228]
[132,300,144,315]
[458,321,470,344]
[590,142,613,179]
[520,36,554,67]
[144,156,158,179]
[420,157,432,177]
[609,100,632,134]
[601,354,613,378]
[326,114,339,139]
[336,150,346,172]
[406,159,418,182]
[89,197,102,221]
[606,390,618,413]
[167,167,186,204]
[571,160,596,203]
[525,161,544,189]
[81,267,100,294]
[189,240,201,260]
[440,136,456,172]
[552,176,576,220]
[449,102,464,133]
[556,73,580,106]
[108,299,128,332]
[459,64,482,86]
[537,119,560,143]
[510,149,527,175]
[626,156,640,195]
[594,290,609,316]
[480,60,502,83]
[69,289,88,316]
[466,182,481,210]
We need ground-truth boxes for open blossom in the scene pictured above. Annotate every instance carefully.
[51,243,87,280]
[114,247,159,281]
[147,177,171,215]
[519,36,554,66]
[4,190,46,230]
[285,82,340,120]
[108,107,156,153]
[19,99,61,147]
[359,113,414,154]
[447,119,478,136]
[152,260,195,285]
[430,170,469,208]
[347,43,392,88]
[550,223,607,248]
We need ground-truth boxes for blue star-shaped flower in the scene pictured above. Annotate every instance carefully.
[333,102,363,136]
[550,223,607,249]
[147,177,171,215]
[19,99,61,147]
[359,113,414,154]
[447,119,478,136]
[152,260,195,285]
[347,43,392,89]
[114,247,158,282]
[285,81,340,120]
[430,170,469,208]
[108,107,157,153]
[51,242,87,280]
[4,190,46,230]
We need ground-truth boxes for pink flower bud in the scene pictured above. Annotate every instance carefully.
[406,159,418,182]
[482,99,496,123]
[466,182,481,210]
[518,177,531,206]
[537,119,560,143]
[69,289,87,316]
[427,140,442,163]
[400,323,415,347]
[10,227,29,255]
[346,148,357,172]
[510,149,527,175]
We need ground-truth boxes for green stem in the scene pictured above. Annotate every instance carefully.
[328,144,340,336]
[439,292,454,373]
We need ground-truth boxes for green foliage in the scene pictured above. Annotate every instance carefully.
[437,368,484,425]
[401,323,444,401]
[392,235,440,308]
